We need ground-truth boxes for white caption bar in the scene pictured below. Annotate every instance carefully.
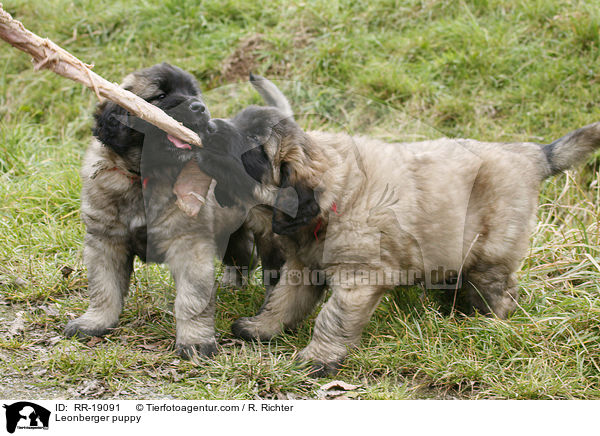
[0,400,596,435]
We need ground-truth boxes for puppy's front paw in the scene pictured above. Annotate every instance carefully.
[176,341,218,360]
[297,347,344,377]
[64,317,115,339]
[307,360,343,377]
[231,317,274,342]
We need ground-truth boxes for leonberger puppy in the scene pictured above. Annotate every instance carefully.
[192,77,600,374]
[64,63,282,359]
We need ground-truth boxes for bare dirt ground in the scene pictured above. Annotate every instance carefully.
[0,303,172,400]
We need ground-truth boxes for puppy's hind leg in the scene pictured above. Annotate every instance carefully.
[232,260,325,341]
[167,239,219,359]
[64,235,133,338]
[221,226,256,288]
[255,231,285,299]
[462,264,519,319]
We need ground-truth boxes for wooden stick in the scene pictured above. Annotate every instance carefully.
[0,4,202,147]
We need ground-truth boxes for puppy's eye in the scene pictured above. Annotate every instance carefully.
[157,93,166,100]
[108,114,120,127]
[247,134,260,143]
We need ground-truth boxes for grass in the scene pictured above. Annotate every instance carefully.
[1,0,600,399]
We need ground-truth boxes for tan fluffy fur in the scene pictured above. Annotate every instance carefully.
[233,115,600,373]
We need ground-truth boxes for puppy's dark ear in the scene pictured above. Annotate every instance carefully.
[93,101,143,155]
[241,145,271,183]
[272,162,320,235]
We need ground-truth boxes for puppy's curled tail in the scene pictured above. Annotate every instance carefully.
[543,121,600,177]
[249,73,294,119]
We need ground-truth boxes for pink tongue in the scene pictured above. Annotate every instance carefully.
[167,135,192,150]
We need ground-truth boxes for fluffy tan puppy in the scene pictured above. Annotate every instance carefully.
[193,78,600,375]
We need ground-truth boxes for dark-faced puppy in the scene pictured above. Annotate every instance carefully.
[65,63,257,359]
[194,80,600,375]
[191,89,311,297]
[195,104,321,244]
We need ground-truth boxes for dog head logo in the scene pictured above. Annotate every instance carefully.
[3,402,50,433]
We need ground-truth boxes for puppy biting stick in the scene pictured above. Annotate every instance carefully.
[0,4,211,212]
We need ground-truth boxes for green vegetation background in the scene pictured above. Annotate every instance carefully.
[1,0,599,399]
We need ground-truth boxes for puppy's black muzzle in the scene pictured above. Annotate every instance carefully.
[166,97,211,131]
[189,101,206,113]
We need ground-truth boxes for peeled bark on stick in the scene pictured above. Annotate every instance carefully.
[0,4,202,148]
[0,4,216,216]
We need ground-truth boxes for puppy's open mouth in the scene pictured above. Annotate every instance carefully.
[167,135,192,150]
[167,120,216,150]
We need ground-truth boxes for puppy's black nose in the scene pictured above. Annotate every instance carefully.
[189,101,206,113]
